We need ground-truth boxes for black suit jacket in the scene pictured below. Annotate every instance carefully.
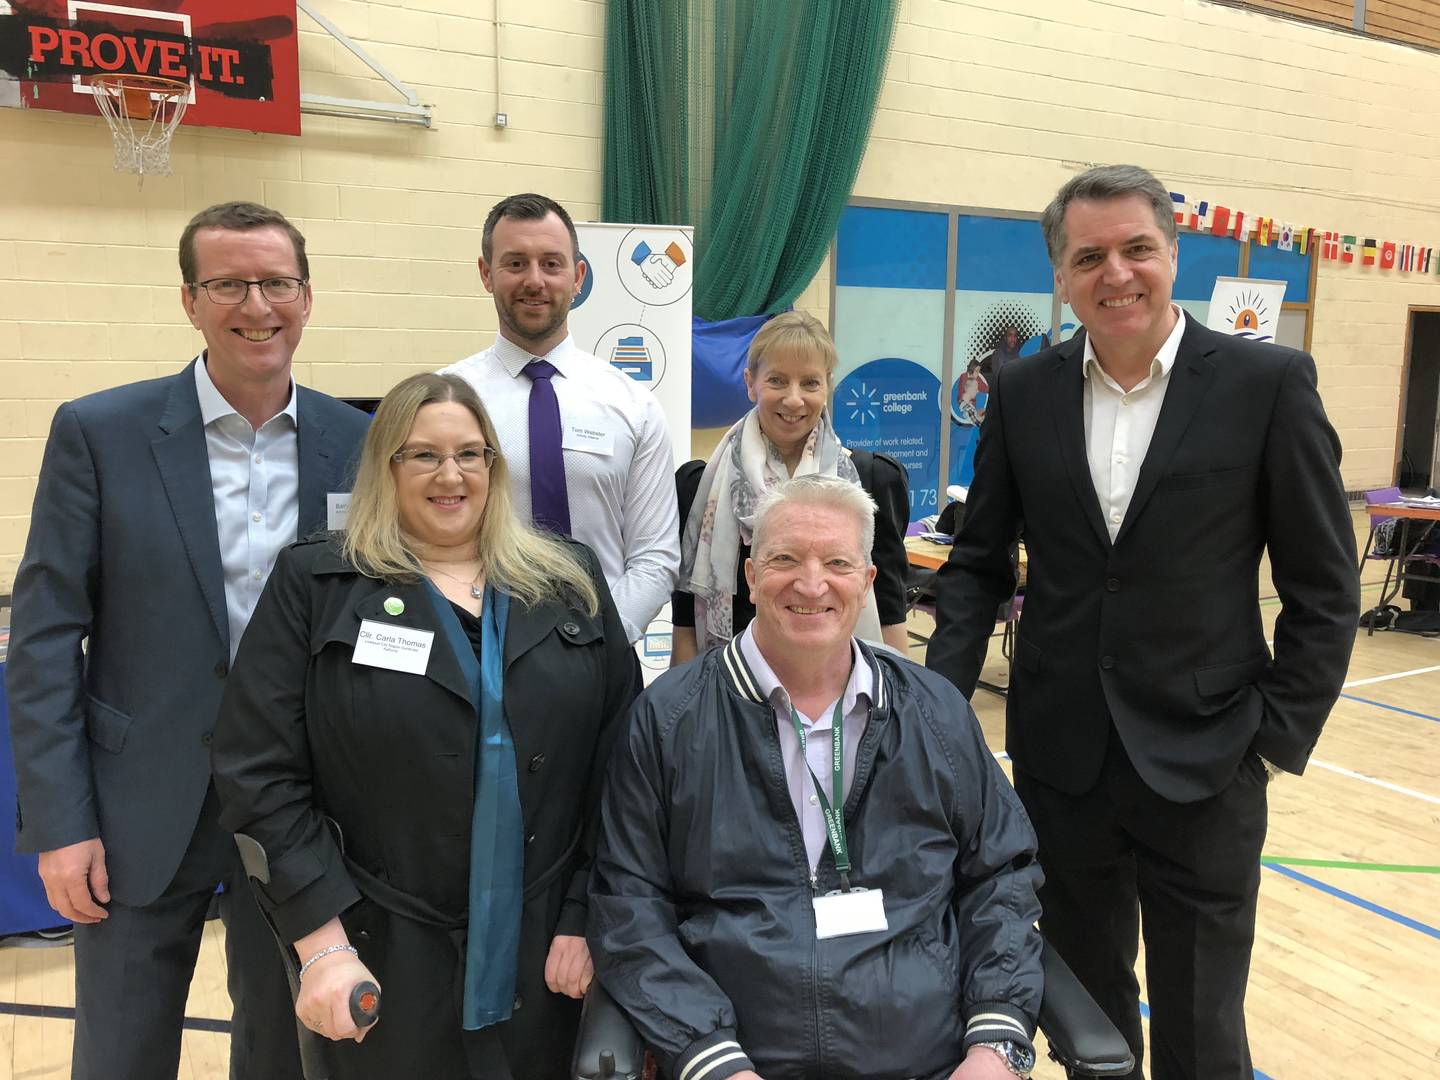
[926,319,1359,803]
[5,361,368,905]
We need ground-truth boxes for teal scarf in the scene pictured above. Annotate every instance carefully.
[424,582,524,1030]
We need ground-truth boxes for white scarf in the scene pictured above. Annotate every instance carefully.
[680,408,883,650]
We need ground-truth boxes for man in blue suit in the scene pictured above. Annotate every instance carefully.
[6,202,369,1079]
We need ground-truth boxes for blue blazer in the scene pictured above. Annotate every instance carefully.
[5,359,369,905]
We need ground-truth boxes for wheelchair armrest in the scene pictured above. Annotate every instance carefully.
[1037,940,1136,1076]
[572,981,647,1080]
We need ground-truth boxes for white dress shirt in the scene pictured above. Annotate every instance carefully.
[1082,307,1187,541]
[194,355,299,659]
[443,334,680,642]
[740,625,873,874]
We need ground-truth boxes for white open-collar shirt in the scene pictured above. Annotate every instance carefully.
[193,354,299,659]
[1082,306,1187,542]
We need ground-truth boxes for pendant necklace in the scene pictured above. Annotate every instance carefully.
[424,562,484,599]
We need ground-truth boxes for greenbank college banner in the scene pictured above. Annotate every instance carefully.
[832,207,1057,520]
[832,207,949,523]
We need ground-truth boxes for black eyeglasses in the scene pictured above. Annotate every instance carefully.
[189,277,308,305]
[391,447,498,473]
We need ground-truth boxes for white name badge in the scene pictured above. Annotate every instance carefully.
[327,493,351,531]
[562,414,615,456]
[352,619,433,675]
[813,887,888,940]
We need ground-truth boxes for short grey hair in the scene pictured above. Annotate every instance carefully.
[1040,164,1177,266]
[751,474,876,567]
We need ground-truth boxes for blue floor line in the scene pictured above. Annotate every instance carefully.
[1339,692,1440,724]
[1264,863,1440,940]
[1137,1002,1274,1078]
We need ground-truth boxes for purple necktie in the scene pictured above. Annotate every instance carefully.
[524,359,570,535]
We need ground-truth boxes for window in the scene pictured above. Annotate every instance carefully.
[1223,1,1440,52]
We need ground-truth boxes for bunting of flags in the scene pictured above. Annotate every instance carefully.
[1167,189,1440,276]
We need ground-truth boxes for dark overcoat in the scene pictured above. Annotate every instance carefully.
[213,535,638,1079]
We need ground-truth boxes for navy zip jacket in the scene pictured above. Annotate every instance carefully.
[588,637,1044,1080]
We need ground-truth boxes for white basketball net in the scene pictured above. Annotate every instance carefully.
[90,75,190,178]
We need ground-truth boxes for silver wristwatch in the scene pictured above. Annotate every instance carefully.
[974,1039,1036,1077]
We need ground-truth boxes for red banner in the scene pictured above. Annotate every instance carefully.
[0,1,301,136]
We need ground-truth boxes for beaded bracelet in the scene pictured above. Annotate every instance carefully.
[298,943,358,980]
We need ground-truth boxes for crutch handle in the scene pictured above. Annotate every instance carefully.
[349,980,381,1029]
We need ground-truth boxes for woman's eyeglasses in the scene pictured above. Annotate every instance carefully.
[391,447,498,473]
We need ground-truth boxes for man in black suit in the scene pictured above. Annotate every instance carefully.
[926,165,1359,1079]
[6,202,369,1078]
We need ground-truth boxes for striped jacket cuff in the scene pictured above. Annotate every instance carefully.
[961,1002,1035,1055]
[675,1029,753,1080]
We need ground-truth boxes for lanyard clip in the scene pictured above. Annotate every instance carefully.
[839,871,852,894]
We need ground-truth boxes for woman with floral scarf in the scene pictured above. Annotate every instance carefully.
[670,311,911,666]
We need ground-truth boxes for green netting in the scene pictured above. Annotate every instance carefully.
[602,0,690,227]
[603,1,897,322]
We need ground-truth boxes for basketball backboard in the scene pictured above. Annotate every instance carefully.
[0,0,301,135]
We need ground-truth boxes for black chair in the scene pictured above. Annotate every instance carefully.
[572,939,1135,1078]
[906,552,1024,699]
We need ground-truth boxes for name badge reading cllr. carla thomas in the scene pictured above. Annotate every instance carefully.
[351,619,434,675]
[813,887,888,940]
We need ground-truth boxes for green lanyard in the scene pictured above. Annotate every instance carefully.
[790,699,852,892]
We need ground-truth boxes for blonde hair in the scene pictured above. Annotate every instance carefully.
[746,310,838,385]
[341,373,598,614]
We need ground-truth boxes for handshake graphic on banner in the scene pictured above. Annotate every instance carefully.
[629,240,688,289]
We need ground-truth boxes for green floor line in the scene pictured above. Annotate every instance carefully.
[1261,856,1440,874]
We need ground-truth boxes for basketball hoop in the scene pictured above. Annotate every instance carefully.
[89,74,190,179]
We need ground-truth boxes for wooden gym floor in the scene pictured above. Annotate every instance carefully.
[1,507,1437,1078]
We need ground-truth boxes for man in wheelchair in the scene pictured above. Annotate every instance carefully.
[589,475,1043,1079]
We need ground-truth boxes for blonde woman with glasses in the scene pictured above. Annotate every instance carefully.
[213,372,637,1079]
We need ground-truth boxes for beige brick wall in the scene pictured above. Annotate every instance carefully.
[840,0,1440,493]
[0,0,605,591]
[4,0,1438,589]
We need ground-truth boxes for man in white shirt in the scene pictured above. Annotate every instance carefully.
[926,165,1358,1080]
[6,202,369,1079]
[443,193,680,645]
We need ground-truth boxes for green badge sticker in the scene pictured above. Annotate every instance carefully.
[383,597,405,616]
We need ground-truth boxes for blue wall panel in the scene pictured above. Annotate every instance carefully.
[1248,244,1311,304]
[1174,232,1242,301]
[836,207,949,290]
[955,216,1054,294]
